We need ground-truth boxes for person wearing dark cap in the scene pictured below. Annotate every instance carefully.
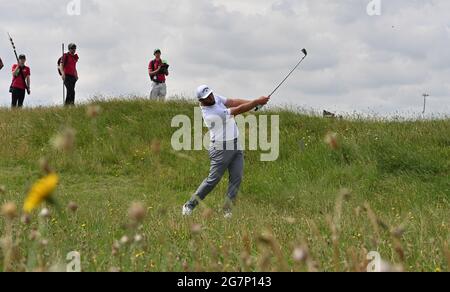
[59,43,79,106]
[148,49,169,101]
[10,54,31,108]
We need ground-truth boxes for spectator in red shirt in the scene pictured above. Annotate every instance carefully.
[59,43,79,106]
[11,54,31,108]
[148,49,169,101]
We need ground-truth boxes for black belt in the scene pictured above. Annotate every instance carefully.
[153,80,165,84]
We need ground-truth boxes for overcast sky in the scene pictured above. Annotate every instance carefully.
[0,0,448,116]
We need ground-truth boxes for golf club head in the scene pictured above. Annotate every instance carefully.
[302,48,308,56]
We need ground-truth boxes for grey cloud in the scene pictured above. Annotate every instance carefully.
[0,0,448,116]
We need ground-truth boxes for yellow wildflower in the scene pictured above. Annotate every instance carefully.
[23,173,59,213]
[135,251,145,258]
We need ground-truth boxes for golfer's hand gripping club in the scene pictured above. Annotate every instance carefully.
[255,94,272,111]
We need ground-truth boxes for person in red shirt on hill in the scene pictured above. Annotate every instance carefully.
[59,43,79,106]
[148,49,169,101]
[11,54,31,108]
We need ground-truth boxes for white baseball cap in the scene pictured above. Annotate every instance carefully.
[196,85,213,100]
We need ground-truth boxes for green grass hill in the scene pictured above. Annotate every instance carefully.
[0,98,448,271]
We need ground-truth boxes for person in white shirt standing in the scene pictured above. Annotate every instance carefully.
[182,85,270,218]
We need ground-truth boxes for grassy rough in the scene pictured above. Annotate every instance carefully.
[0,98,449,272]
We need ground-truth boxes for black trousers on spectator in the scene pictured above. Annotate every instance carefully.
[11,87,26,108]
[64,75,77,106]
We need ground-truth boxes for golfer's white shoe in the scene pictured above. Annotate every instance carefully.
[182,204,193,216]
[224,211,233,219]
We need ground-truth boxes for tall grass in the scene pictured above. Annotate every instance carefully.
[0,98,448,272]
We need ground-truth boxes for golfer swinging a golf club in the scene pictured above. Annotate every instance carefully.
[182,85,270,218]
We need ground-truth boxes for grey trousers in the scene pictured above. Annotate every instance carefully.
[150,82,167,101]
[187,139,244,210]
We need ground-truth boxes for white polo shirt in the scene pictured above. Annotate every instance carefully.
[201,95,239,142]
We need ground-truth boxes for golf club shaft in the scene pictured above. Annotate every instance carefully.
[269,55,307,98]
[256,49,307,111]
